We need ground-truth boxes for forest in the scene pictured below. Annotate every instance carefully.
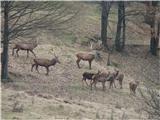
[1,1,160,119]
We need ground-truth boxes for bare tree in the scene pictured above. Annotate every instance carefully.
[144,1,159,56]
[115,1,126,52]
[101,1,112,49]
[1,1,80,80]
[139,88,160,119]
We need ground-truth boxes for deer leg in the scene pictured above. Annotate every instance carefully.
[133,86,137,95]
[46,67,49,75]
[88,60,92,69]
[130,87,133,95]
[35,65,39,73]
[109,81,113,89]
[119,80,122,89]
[113,80,116,88]
[76,59,81,69]
[90,80,94,90]
[30,50,36,58]
[12,48,16,56]
[85,80,89,86]
[94,82,97,90]
[91,83,93,90]
[16,49,20,57]
[27,50,29,58]
[90,82,93,90]
[102,82,106,91]
[31,64,36,72]
[90,80,92,86]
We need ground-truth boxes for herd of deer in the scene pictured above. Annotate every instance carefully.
[11,41,139,95]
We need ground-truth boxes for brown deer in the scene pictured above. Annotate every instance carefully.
[91,70,119,91]
[31,53,60,75]
[82,72,96,86]
[76,52,95,69]
[115,73,124,89]
[12,41,37,58]
[129,81,139,95]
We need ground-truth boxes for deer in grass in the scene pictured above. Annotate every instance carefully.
[91,70,119,91]
[76,51,101,69]
[115,72,124,89]
[129,81,139,95]
[82,72,96,86]
[31,53,60,75]
[12,40,37,58]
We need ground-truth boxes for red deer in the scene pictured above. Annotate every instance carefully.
[115,73,124,89]
[129,81,139,95]
[12,41,37,58]
[91,70,119,91]
[31,53,60,75]
[76,52,96,69]
[82,72,96,86]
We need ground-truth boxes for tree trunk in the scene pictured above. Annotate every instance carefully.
[115,1,125,52]
[122,2,126,49]
[145,1,159,56]
[1,1,10,81]
[150,24,159,56]
[101,1,111,49]
[107,52,111,65]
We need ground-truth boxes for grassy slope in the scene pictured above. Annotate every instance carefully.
[2,2,159,120]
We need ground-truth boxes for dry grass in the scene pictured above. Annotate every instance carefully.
[2,43,159,119]
[2,3,159,119]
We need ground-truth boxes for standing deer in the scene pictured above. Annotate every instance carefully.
[82,72,96,86]
[129,81,139,95]
[91,70,119,91]
[115,73,124,89]
[31,53,60,75]
[12,40,37,58]
[76,52,100,69]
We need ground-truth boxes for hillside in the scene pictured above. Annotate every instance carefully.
[2,43,159,119]
[2,2,159,120]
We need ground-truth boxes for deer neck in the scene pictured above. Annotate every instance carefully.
[50,59,56,65]
[33,43,37,48]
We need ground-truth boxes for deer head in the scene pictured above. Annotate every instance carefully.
[114,68,119,76]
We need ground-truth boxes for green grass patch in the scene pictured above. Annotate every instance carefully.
[62,33,77,45]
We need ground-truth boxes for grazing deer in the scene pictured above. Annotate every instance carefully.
[76,52,99,69]
[82,72,96,86]
[91,71,110,91]
[91,70,119,91]
[31,53,60,75]
[12,41,37,58]
[129,81,139,95]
